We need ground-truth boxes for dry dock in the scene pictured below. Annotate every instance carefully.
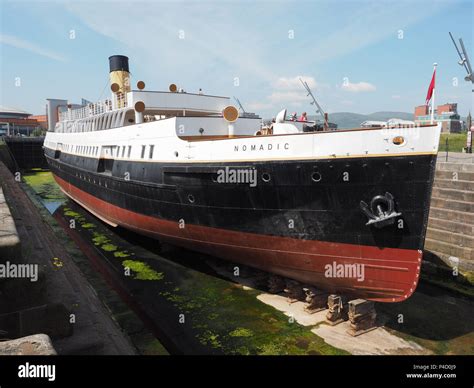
[0,146,473,355]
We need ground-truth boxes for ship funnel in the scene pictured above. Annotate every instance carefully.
[109,55,130,108]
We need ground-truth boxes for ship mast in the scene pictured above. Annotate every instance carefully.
[449,32,473,91]
[233,96,246,114]
[299,78,328,129]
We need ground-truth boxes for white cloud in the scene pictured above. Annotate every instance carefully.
[63,2,277,83]
[302,1,448,64]
[268,91,309,103]
[273,76,316,90]
[341,81,376,92]
[246,102,273,111]
[0,34,66,62]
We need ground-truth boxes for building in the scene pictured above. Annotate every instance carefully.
[414,103,463,133]
[30,115,48,131]
[0,106,42,136]
[360,118,415,128]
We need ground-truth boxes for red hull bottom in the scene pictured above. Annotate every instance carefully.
[54,175,422,302]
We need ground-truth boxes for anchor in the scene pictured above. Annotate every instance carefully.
[360,192,402,228]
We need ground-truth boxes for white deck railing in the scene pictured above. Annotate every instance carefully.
[59,93,127,122]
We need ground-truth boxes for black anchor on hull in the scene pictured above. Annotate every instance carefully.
[360,192,402,228]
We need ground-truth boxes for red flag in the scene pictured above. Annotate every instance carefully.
[425,68,436,104]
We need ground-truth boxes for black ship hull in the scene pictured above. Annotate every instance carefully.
[45,148,437,302]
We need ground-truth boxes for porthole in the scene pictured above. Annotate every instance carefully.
[174,151,179,157]
[188,194,195,203]
[262,173,271,182]
[392,136,406,146]
[311,171,322,182]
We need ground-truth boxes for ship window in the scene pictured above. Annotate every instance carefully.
[107,114,112,129]
[121,146,126,158]
[149,145,154,159]
[111,112,117,128]
[141,145,146,159]
[127,146,132,158]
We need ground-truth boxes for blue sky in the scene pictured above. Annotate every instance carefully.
[1,0,472,118]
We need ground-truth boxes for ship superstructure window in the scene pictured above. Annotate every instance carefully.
[121,146,126,158]
[127,146,132,158]
[149,145,154,159]
[141,145,146,159]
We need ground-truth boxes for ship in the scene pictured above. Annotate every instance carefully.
[43,55,442,302]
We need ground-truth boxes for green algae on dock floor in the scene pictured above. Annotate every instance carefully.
[22,169,64,201]
[159,272,348,355]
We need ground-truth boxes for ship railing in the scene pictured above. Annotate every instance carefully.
[114,92,128,109]
[59,99,114,121]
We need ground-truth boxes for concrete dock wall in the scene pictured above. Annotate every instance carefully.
[0,186,21,264]
[3,137,47,169]
[425,157,474,273]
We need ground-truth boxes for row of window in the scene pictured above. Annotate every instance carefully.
[59,144,99,156]
[59,110,128,133]
[112,145,133,158]
[57,144,156,159]
[141,144,155,159]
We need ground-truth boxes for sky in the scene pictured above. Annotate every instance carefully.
[0,0,472,118]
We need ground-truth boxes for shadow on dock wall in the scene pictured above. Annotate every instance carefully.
[2,137,47,170]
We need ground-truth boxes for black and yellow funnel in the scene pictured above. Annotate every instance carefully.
[109,55,130,106]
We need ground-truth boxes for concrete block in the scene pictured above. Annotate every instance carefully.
[0,333,56,355]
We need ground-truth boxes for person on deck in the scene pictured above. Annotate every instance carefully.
[299,112,308,122]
